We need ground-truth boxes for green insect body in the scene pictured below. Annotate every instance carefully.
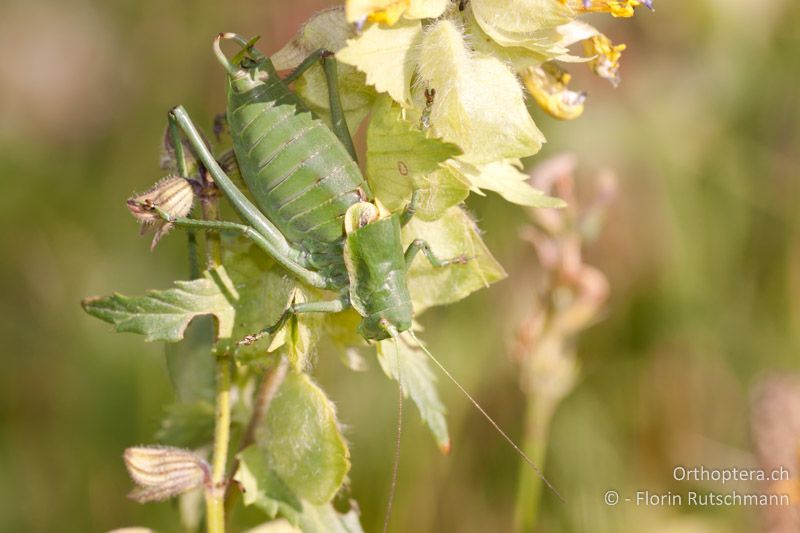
[164,33,452,341]
[225,52,368,250]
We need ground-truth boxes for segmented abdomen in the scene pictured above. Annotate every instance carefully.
[227,72,367,247]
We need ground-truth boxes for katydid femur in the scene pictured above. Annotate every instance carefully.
[138,32,561,501]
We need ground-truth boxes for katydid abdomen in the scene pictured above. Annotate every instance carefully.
[225,52,369,248]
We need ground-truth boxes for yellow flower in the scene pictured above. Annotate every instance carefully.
[559,0,653,18]
[523,63,586,121]
[345,0,446,26]
[583,33,626,86]
[346,0,409,26]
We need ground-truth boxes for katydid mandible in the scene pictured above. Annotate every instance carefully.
[144,32,560,500]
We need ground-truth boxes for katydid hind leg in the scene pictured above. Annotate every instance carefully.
[168,105,331,290]
[282,48,357,162]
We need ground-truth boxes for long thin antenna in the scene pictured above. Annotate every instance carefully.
[407,330,564,503]
[382,335,404,533]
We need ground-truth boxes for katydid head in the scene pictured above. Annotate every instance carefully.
[343,203,414,341]
[213,33,276,92]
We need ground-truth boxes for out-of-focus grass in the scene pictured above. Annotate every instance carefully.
[0,0,797,532]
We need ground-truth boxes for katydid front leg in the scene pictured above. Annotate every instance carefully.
[167,106,333,290]
[239,296,350,346]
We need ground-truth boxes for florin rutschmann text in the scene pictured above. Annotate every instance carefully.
[603,465,793,508]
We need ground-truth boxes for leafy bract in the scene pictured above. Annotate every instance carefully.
[417,20,546,165]
[366,95,463,214]
[272,8,376,133]
[404,206,507,312]
[451,159,567,207]
[81,267,236,342]
[470,0,574,42]
[253,371,349,505]
[377,333,450,451]
[336,21,422,106]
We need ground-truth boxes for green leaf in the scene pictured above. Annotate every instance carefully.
[377,333,450,452]
[450,159,567,208]
[236,445,304,520]
[81,267,236,342]
[336,20,422,106]
[237,444,363,532]
[165,315,216,403]
[255,372,350,505]
[219,240,297,360]
[403,206,507,312]
[156,401,215,448]
[417,20,546,165]
[366,95,463,213]
[294,502,364,533]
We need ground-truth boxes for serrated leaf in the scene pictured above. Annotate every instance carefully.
[417,20,546,164]
[336,21,422,106]
[255,372,350,505]
[82,268,236,342]
[366,95,463,213]
[450,159,567,207]
[403,206,507,312]
[377,333,450,451]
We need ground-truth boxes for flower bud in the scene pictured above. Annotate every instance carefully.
[127,176,195,250]
[123,446,210,503]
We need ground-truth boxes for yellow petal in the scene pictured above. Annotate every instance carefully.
[522,63,586,120]
[345,0,410,25]
[583,33,626,86]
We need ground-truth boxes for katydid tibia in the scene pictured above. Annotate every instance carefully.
[138,32,562,506]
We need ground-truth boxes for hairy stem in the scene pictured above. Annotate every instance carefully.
[206,356,231,533]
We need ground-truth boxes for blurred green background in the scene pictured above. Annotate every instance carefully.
[1,0,798,531]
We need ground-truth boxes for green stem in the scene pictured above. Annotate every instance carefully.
[206,356,231,533]
[514,395,554,532]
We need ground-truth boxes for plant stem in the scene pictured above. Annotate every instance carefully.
[199,151,228,532]
[206,356,231,533]
[514,395,554,532]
